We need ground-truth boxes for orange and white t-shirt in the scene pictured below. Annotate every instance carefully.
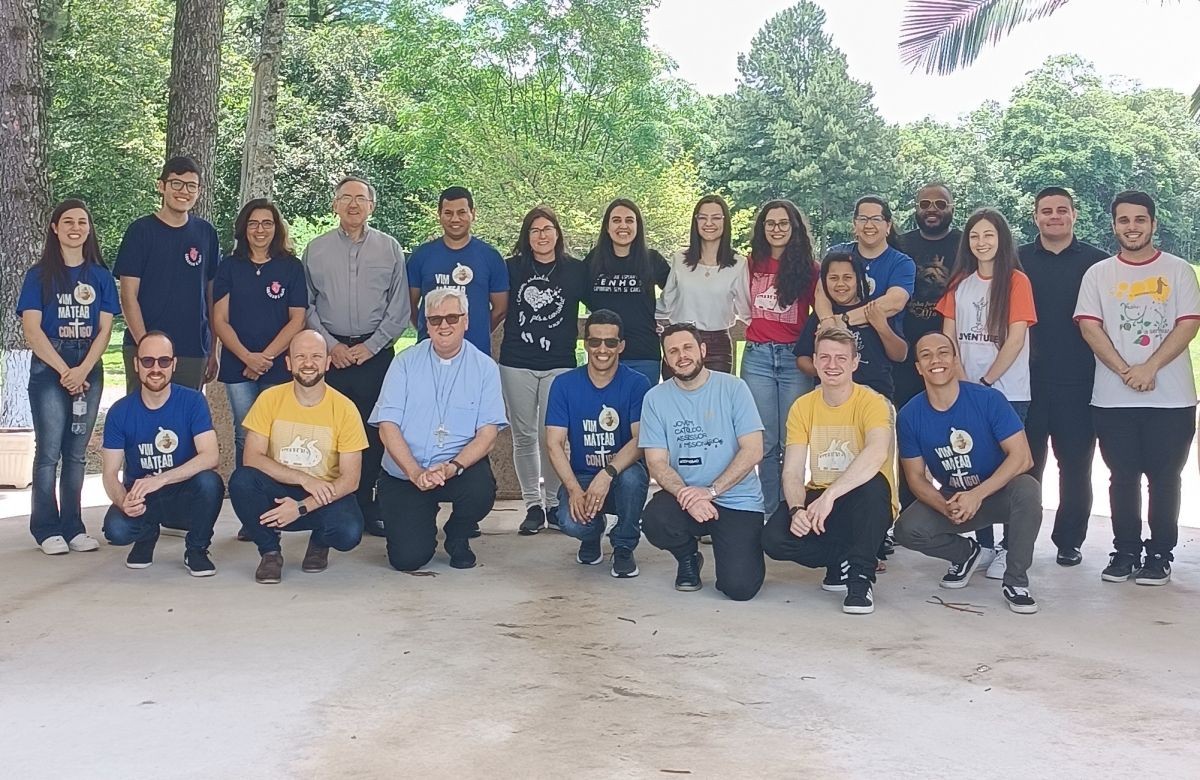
[936,270,1037,402]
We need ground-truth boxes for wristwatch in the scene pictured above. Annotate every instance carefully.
[450,460,465,477]
[789,505,805,517]
[297,503,309,517]
[841,312,851,328]
[707,485,718,499]
[603,464,619,478]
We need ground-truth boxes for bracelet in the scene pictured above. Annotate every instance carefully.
[979,377,993,387]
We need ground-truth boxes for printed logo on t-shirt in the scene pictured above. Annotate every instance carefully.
[138,427,178,474]
[592,273,643,295]
[73,282,96,305]
[679,457,702,466]
[935,427,977,490]
[266,280,286,300]
[865,276,877,296]
[673,419,724,449]
[184,247,202,267]
[598,405,619,432]
[452,263,474,285]
[517,270,566,352]
[816,439,855,473]
[911,255,950,320]
[278,435,323,469]
[581,414,618,469]
[964,298,997,345]
[1114,276,1171,347]
[55,288,94,339]
[750,273,798,323]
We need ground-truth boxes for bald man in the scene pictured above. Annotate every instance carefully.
[229,330,368,584]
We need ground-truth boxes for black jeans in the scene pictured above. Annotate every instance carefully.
[377,461,497,571]
[1093,406,1195,558]
[762,473,892,581]
[1026,382,1096,550]
[325,340,392,524]
[641,491,765,601]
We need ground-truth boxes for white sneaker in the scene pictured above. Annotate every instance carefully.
[39,535,69,555]
[68,533,100,552]
[976,546,997,573]
[986,547,1007,580]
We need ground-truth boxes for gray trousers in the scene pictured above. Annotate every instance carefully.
[499,365,571,509]
[893,474,1042,587]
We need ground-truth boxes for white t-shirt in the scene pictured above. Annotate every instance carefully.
[1074,250,1200,409]
[654,250,751,331]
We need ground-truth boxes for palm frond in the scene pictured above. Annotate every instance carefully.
[899,0,1071,74]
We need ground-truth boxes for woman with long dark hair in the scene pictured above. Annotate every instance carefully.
[499,205,588,535]
[741,199,820,512]
[656,195,749,377]
[816,195,915,334]
[17,199,119,554]
[212,199,308,468]
[583,198,671,387]
[936,207,1037,574]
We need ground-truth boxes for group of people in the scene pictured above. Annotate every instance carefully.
[19,155,1198,613]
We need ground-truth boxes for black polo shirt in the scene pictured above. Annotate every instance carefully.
[1020,236,1110,387]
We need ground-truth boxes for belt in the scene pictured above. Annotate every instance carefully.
[330,333,372,346]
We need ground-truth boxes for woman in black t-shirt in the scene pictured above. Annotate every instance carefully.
[583,198,670,387]
[499,205,587,535]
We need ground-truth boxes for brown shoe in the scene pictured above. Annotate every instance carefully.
[302,540,330,573]
[255,551,283,584]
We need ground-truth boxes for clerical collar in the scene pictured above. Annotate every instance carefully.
[432,343,464,365]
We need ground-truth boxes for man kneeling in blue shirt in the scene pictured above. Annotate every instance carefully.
[545,310,651,578]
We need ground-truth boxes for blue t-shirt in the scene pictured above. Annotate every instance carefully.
[830,242,915,333]
[898,382,1023,496]
[407,236,509,355]
[16,264,120,341]
[212,254,309,384]
[639,372,765,513]
[545,364,650,476]
[102,385,214,487]
[794,304,893,398]
[114,214,220,358]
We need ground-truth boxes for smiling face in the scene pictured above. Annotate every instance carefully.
[814,336,858,389]
[823,260,859,306]
[333,180,375,232]
[916,185,954,235]
[853,202,889,251]
[1034,194,1076,243]
[52,208,91,253]
[135,334,176,392]
[662,330,706,381]
[763,207,792,254]
[914,332,957,388]
[1113,203,1155,254]
[607,206,638,252]
[157,172,200,216]
[246,207,276,255]
[695,202,725,243]
[439,197,475,243]
[427,294,468,355]
[528,216,557,260]
[286,331,331,388]
[968,218,999,265]
[583,323,624,372]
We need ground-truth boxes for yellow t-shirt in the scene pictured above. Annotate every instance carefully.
[242,383,368,482]
[785,384,897,514]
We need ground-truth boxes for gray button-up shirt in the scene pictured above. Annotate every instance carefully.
[302,226,411,355]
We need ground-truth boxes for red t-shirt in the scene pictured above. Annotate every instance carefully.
[746,256,818,344]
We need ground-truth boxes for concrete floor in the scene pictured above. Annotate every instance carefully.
[2,480,1199,779]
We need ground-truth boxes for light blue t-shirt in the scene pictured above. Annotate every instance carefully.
[369,340,509,479]
[639,371,765,513]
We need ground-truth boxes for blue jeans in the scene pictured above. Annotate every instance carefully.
[555,461,650,550]
[622,359,661,389]
[102,470,225,551]
[28,342,103,544]
[228,466,364,555]
[739,341,814,513]
[225,377,286,468]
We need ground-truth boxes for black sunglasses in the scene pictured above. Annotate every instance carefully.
[585,337,621,348]
[427,314,463,327]
[137,356,174,369]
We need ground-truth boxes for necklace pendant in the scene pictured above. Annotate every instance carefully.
[435,423,448,447]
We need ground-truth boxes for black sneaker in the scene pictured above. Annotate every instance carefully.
[822,560,850,592]
[577,537,603,565]
[1101,551,1140,582]
[519,505,546,535]
[878,533,895,560]
[446,538,477,569]
[674,550,704,592]
[843,576,874,614]
[125,537,156,569]
[940,538,983,589]
[1134,553,1171,586]
[1003,584,1039,614]
[545,505,561,530]
[1056,547,1083,567]
[184,548,216,577]
[611,547,639,578]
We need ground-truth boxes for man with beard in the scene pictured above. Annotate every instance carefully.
[228,330,368,584]
[371,287,508,572]
[1075,191,1200,586]
[304,176,410,537]
[1020,187,1109,566]
[408,186,509,355]
[640,324,766,601]
[101,332,224,575]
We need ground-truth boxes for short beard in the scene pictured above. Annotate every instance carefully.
[673,361,704,382]
[920,212,953,235]
[293,370,324,388]
[1117,235,1151,253]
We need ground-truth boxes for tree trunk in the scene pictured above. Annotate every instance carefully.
[240,0,287,203]
[0,0,51,427]
[166,0,226,221]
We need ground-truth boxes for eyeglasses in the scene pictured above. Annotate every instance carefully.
[585,337,621,348]
[335,195,373,206]
[137,356,174,369]
[246,220,275,230]
[918,199,950,210]
[528,226,558,237]
[427,314,463,327]
[764,220,791,231]
[854,215,889,224]
[164,180,200,193]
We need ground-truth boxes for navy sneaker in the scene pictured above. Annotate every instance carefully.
[519,505,546,536]
[184,548,216,577]
[577,537,603,565]
[674,551,704,592]
[126,537,156,569]
[611,546,639,578]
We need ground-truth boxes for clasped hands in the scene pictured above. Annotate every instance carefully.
[405,461,460,492]
[119,473,168,517]
[259,476,336,528]
[330,342,373,369]
[567,471,613,524]
[677,485,718,523]
[1120,362,1156,392]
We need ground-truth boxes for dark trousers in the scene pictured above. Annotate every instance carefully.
[762,473,892,581]
[377,461,497,571]
[662,329,734,378]
[228,467,364,555]
[325,341,392,524]
[1093,406,1195,558]
[1026,382,1096,550]
[102,471,224,551]
[641,490,765,601]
